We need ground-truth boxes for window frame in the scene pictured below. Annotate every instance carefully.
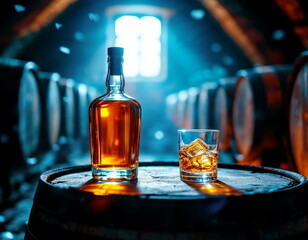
[106,5,173,82]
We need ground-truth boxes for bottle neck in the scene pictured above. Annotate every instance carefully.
[106,56,125,93]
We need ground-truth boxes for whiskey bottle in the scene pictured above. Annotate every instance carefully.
[89,47,141,181]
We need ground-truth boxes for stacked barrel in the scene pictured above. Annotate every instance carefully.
[232,65,292,167]
[213,77,236,152]
[166,51,308,175]
[0,58,102,207]
[286,52,308,177]
[0,58,99,168]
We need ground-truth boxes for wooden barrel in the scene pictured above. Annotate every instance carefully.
[25,163,308,240]
[38,72,62,151]
[165,93,178,126]
[87,86,99,106]
[287,52,308,177]
[0,58,41,162]
[214,77,236,151]
[186,87,200,129]
[73,83,89,140]
[198,82,219,129]
[177,90,189,128]
[58,77,76,143]
[232,65,291,165]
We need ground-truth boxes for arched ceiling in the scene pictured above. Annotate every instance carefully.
[0,0,307,64]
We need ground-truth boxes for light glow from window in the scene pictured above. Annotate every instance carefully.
[115,15,162,78]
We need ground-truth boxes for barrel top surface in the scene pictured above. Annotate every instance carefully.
[42,163,306,198]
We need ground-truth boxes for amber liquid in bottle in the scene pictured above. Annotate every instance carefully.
[89,47,141,181]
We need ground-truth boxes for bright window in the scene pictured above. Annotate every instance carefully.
[115,15,162,78]
[106,5,172,82]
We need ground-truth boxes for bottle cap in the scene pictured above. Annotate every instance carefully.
[108,47,124,56]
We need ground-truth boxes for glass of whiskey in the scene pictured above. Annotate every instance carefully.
[178,129,219,182]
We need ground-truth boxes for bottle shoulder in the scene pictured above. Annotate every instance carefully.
[89,93,141,109]
[98,91,136,100]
